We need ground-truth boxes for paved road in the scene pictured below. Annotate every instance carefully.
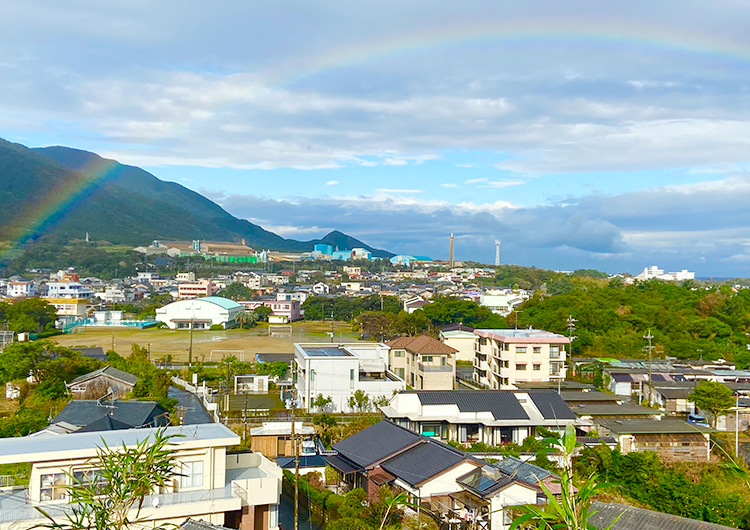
[168,387,214,424]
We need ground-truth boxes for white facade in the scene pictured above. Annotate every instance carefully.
[7,281,35,298]
[294,343,405,413]
[634,266,695,282]
[156,297,244,330]
[312,282,329,295]
[478,289,529,316]
[473,329,569,389]
[176,272,197,282]
[46,282,93,299]
[0,424,282,530]
[440,329,478,363]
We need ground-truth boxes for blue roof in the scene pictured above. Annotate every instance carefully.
[198,296,243,310]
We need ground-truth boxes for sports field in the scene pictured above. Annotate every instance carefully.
[54,321,359,362]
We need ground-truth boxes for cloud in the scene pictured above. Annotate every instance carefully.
[479,180,525,188]
[441,183,458,187]
[465,178,487,184]
[326,180,339,186]
[375,188,423,193]
[455,163,475,168]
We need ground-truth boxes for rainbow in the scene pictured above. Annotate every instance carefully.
[3,17,746,263]
[268,17,749,86]
[0,154,120,264]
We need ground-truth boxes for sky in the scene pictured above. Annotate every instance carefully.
[2,1,750,276]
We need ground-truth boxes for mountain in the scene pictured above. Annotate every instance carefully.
[0,139,393,257]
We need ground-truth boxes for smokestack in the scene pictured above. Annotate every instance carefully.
[449,233,455,268]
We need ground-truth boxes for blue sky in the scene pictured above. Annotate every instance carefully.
[2,1,750,275]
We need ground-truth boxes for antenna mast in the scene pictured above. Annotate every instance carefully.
[494,239,501,266]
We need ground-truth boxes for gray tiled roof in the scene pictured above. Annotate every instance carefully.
[412,391,530,420]
[181,519,233,530]
[68,365,139,386]
[72,347,107,361]
[589,501,735,530]
[53,400,168,429]
[528,391,577,420]
[333,420,421,468]
[380,439,467,487]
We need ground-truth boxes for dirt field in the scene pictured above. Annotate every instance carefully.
[54,321,359,362]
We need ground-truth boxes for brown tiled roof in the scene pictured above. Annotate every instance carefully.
[386,335,457,354]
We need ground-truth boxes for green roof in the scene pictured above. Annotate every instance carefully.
[198,296,243,310]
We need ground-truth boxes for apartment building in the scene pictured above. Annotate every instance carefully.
[0,424,282,530]
[386,335,456,390]
[294,343,405,412]
[7,281,35,298]
[178,279,218,299]
[239,300,302,323]
[46,281,93,299]
[473,329,569,390]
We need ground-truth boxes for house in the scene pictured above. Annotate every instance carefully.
[0,424,282,530]
[386,335,457,390]
[177,272,197,282]
[250,422,316,459]
[403,297,431,314]
[47,281,93,299]
[596,418,713,462]
[71,346,107,362]
[312,282,329,295]
[238,300,302,323]
[439,324,477,363]
[330,420,538,530]
[589,501,735,530]
[478,289,529,316]
[178,279,218,299]
[294,343,405,412]
[572,402,663,434]
[380,390,577,445]
[51,399,169,430]
[7,281,35,297]
[157,297,244,329]
[473,329,569,389]
[66,365,139,399]
[233,374,270,393]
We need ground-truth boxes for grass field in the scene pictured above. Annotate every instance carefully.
[54,321,359,362]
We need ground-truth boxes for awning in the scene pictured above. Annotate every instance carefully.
[450,490,489,510]
[323,454,361,475]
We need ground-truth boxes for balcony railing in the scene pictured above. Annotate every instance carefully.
[418,363,453,373]
[0,485,236,524]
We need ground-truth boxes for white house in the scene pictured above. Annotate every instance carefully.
[478,289,529,316]
[312,282,329,295]
[156,297,244,330]
[0,423,282,530]
[7,281,35,298]
[294,343,405,412]
[46,282,93,299]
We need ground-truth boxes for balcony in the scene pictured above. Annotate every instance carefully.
[418,363,453,373]
[0,485,237,524]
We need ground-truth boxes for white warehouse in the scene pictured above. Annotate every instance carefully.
[294,343,406,413]
[156,296,244,330]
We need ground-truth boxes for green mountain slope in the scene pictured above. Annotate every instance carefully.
[0,139,393,257]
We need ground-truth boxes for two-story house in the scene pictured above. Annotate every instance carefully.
[386,335,457,390]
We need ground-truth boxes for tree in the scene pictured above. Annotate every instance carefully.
[221,282,252,301]
[348,389,371,413]
[689,381,734,428]
[3,297,57,333]
[253,305,273,322]
[311,394,333,412]
[236,310,257,329]
[37,428,179,530]
[510,425,620,530]
[355,311,395,340]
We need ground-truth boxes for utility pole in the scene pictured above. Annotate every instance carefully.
[188,301,195,365]
[563,316,577,395]
[111,332,115,353]
[736,392,740,459]
[643,330,654,407]
[289,364,299,530]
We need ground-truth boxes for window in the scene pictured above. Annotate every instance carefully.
[550,363,560,375]
[503,360,509,368]
[269,504,279,528]
[516,347,527,354]
[533,347,542,354]
[41,473,67,501]
[350,369,354,380]
[516,363,527,371]
[550,345,560,358]
[394,350,404,357]
[533,364,541,371]
[395,368,405,379]
[73,469,108,493]
[423,356,433,363]
[441,356,447,366]
[181,461,204,489]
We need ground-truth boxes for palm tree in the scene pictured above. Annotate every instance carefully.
[236,310,257,329]
[509,425,620,530]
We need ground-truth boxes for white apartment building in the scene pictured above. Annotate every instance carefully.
[0,423,282,530]
[634,266,695,282]
[473,329,569,390]
[177,272,197,282]
[137,272,160,282]
[478,289,529,316]
[7,281,35,298]
[178,279,218,299]
[294,343,406,412]
[439,326,477,363]
[46,282,93,299]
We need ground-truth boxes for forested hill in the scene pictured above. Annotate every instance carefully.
[520,277,750,363]
[0,139,392,258]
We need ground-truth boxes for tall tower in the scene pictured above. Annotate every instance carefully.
[495,239,501,266]
[449,233,455,268]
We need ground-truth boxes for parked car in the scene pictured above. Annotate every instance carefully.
[687,413,709,426]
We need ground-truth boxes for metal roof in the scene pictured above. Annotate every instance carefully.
[560,391,621,402]
[323,454,362,475]
[333,420,421,468]
[411,391,530,421]
[52,400,168,429]
[491,456,554,486]
[597,419,714,435]
[68,365,139,386]
[571,403,658,416]
[197,296,243,310]
[380,440,468,487]
[589,501,735,530]
[528,392,577,420]
[276,455,328,469]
